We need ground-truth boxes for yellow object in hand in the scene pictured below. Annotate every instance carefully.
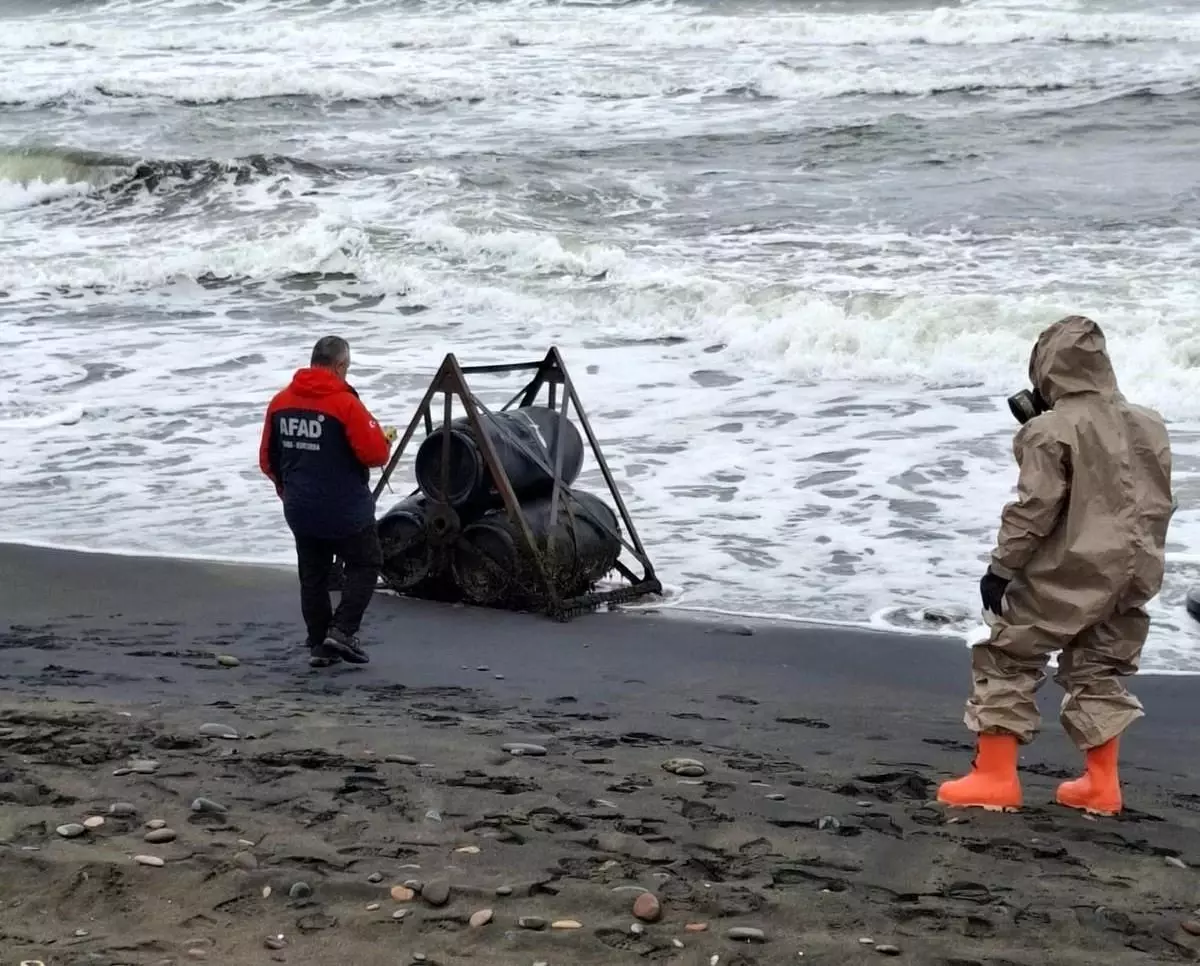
[382,424,399,444]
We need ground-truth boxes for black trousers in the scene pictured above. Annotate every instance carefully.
[293,524,383,646]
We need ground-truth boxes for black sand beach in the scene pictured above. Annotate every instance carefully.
[1,542,1198,966]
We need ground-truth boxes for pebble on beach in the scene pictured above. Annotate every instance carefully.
[422,880,451,907]
[83,816,105,830]
[198,723,239,740]
[728,927,766,943]
[217,655,240,667]
[144,828,177,844]
[469,909,494,928]
[662,757,706,777]
[134,854,165,867]
[519,917,547,931]
[289,882,312,900]
[109,802,137,817]
[633,891,662,922]
[56,824,86,839]
[502,742,548,756]
[551,919,583,929]
[390,886,415,902]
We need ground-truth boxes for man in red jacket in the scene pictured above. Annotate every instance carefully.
[259,336,393,667]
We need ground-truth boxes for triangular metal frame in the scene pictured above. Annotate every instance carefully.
[372,348,662,619]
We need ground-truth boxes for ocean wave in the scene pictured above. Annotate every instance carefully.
[0,145,335,209]
[6,4,1200,52]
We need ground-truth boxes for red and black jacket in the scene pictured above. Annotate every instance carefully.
[259,367,391,539]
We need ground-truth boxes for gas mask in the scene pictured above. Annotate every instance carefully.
[1007,387,1050,425]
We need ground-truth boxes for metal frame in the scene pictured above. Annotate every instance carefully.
[372,347,662,619]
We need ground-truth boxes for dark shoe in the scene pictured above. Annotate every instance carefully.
[323,628,369,665]
[308,641,343,669]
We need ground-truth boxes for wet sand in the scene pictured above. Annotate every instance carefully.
[1,542,1198,966]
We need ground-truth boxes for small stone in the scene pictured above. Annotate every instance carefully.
[83,816,105,830]
[685,923,709,932]
[262,886,272,898]
[502,742,547,756]
[186,950,207,960]
[386,754,419,765]
[1166,856,1188,869]
[424,809,442,822]
[145,828,177,844]
[390,886,415,902]
[233,851,258,871]
[56,824,87,839]
[818,816,840,831]
[857,801,873,807]
[146,819,167,830]
[422,879,450,906]
[366,903,381,911]
[129,759,159,774]
[1181,919,1200,936]
[217,655,240,667]
[289,882,312,899]
[469,908,494,928]
[551,919,582,929]
[109,802,137,817]
[859,938,875,945]
[455,845,481,854]
[198,723,239,740]
[264,938,286,950]
[494,674,505,680]
[728,927,766,942]
[876,945,901,957]
[476,666,489,672]
[134,854,165,867]
[630,923,645,935]
[633,892,662,923]
[519,916,547,931]
[392,909,409,920]
[710,956,720,966]
[74,929,89,937]
[673,938,685,948]
[191,798,227,814]
[662,757,706,777]
[765,794,786,801]
[413,955,427,963]
[495,885,513,896]
[946,816,966,825]
[112,768,132,776]
[368,872,384,883]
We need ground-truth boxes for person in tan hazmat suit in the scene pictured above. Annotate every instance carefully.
[938,315,1174,815]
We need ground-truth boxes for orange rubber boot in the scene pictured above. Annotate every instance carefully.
[1056,738,1122,816]
[936,734,1022,811]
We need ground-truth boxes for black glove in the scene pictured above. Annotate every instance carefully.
[980,569,1010,617]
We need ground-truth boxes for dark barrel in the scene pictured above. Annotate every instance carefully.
[1188,586,1200,624]
[413,406,585,508]
[376,493,461,601]
[450,489,621,609]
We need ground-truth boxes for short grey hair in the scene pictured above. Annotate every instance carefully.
[311,335,350,368]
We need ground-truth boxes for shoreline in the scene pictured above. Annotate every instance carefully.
[4,536,1198,677]
[1,541,1198,966]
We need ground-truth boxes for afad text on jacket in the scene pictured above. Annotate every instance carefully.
[259,367,391,539]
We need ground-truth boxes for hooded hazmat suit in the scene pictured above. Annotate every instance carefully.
[965,315,1174,751]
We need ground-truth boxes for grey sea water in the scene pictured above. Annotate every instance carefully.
[2,0,1200,668]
